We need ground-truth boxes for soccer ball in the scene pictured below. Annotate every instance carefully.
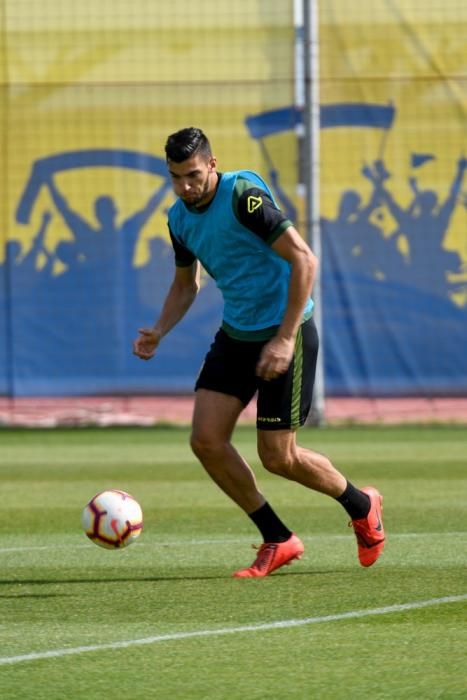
[82,489,143,549]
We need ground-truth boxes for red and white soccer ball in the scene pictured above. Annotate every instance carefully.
[82,490,143,549]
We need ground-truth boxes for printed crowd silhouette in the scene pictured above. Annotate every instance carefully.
[1,149,466,396]
[321,156,467,298]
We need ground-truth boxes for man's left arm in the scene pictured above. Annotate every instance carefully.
[256,226,318,381]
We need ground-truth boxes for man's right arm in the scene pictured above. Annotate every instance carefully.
[133,261,200,360]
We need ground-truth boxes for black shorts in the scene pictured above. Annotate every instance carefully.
[195,318,319,430]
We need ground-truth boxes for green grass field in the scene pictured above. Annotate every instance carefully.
[0,425,466,699]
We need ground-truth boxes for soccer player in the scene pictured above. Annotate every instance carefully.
[133,127,385,577]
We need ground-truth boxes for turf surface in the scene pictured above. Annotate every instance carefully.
[0,425,466,699]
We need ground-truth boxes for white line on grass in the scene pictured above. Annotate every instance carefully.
[1,531,466,553]
[0,594,466,666]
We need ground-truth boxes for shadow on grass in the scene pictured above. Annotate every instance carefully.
[0,569,343,585]
[0,592,75,598]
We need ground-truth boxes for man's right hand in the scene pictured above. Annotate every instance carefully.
[132,327,162,360]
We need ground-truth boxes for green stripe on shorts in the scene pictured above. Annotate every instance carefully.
[290,325,303,428]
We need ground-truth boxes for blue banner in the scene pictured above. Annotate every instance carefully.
[2,103,466,397]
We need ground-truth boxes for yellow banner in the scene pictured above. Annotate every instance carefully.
[319,1,467,302]
[1,0,466,303]
[1,1,295,266]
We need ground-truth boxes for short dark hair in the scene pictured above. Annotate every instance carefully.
[165,127,212,163]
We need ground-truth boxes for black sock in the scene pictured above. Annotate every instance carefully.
[335,481,371,520]
[248,502,292,543]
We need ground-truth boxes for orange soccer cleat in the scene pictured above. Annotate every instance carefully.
[350,486,385,567]
[233,533,304,578]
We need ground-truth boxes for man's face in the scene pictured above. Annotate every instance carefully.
[167,153,217,207]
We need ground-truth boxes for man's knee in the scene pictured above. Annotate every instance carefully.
[190,430,226,460]
[257,442,295,478]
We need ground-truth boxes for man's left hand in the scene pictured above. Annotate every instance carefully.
[256,336,295,381]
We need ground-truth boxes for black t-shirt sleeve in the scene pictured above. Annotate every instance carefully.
[235,186,293,244]
[168,225,196,267]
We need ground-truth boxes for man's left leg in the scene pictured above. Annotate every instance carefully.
[256,429,385,567]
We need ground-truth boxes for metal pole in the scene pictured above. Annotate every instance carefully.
[303,0,325,425]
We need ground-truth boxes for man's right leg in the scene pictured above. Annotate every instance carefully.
[190,388,265,514]
[190,389,304,577]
